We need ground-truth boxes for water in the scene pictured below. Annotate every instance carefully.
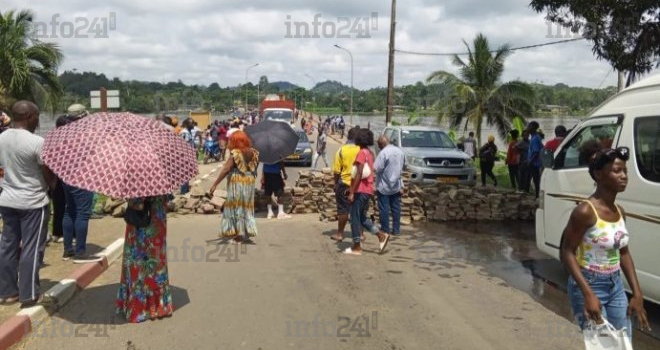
[343,114,582,150]
[37,112,581,151]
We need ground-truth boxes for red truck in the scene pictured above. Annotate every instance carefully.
[259,94,296,123]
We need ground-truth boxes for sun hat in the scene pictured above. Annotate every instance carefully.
[67,103,88,117]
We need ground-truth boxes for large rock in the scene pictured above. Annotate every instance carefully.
[190,185,206,198]
[104,198,126,214]
[112,203,127,217]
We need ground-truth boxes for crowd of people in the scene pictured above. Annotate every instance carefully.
[0,102,649,339]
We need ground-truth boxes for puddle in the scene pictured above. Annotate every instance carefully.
[413,220,660,345]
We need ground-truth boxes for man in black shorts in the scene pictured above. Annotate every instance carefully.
[330,126,364,241]
[262,161,291,219]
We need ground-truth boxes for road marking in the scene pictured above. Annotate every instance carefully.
[202,174,210,180]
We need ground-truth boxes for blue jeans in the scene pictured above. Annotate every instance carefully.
[62,184,94,255]
[567,269,632,338]
[180,182,190,195]
[350,193,379,244]
[377,191,401,235]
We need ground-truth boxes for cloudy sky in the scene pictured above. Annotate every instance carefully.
[11,0,655,89]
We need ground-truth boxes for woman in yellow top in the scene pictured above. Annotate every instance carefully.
[561,143,650,337]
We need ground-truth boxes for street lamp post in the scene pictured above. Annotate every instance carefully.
[334,44,353,126]
[245,63,259,113]
[304,74,316,120]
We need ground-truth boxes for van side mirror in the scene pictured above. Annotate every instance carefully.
[541,149,554,168]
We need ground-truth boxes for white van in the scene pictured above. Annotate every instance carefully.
[536,73,660,305]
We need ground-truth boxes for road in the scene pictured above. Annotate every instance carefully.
[13,132,660,350]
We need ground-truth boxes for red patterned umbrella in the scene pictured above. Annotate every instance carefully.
[42,112,198,198]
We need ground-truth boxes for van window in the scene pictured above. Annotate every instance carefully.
[634,116,660,183]
[554,123,620,169]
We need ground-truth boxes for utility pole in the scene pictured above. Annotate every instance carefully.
[385,0,397,127]
[617,71,625,92]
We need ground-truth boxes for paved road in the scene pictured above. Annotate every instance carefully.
[13,133,660,350]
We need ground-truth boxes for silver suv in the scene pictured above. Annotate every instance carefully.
[381,126,476,185]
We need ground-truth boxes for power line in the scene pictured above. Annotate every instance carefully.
[395,37,584,56]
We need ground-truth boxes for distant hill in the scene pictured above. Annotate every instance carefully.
[311,80,352,94]
[271,81,299,91]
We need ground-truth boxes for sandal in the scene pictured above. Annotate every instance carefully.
[0,295,19,305]
[342,247,362,256]
[330,235,344,242]
[379,234,391,254]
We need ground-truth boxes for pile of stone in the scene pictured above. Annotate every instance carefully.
[417,184,537,221]
[289,170,328,214]
[254,188,293,213]
[99,185,225,217]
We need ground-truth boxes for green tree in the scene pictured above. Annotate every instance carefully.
[0,9,64,111]
[426,33,535,146]
[530,0,660,85]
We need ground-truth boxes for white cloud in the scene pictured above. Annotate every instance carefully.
[9,0,654,90]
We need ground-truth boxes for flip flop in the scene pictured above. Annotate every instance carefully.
[342,247,362,256]
[330,236,344,242]
[379,234,391,254]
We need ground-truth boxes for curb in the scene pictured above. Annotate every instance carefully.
[0,237,125,350]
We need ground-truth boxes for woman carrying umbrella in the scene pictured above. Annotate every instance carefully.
[116,195,173,322]
[209,130,259,244]
[41,112,198,323]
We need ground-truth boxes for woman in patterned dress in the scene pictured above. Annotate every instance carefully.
[209,130,259,244]
[116,195,173,322]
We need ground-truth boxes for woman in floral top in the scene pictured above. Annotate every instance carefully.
[116,195,173,322]
[561,144,650,336]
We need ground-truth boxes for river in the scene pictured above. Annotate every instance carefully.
[36,112,581,150]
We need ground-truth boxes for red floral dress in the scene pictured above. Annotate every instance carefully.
[116,196,173,322]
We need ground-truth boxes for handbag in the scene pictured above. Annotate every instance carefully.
[583,318,632,350]
[124,199,152,228]
[351,163,371,179]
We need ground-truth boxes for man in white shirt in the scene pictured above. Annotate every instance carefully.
[0,101,55,308]
[463,132,476,160]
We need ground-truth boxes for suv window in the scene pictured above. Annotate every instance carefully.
[634,116,660,183]
[555,123,620,169]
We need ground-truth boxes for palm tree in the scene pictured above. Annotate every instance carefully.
[0,9,64,111]
[426,33,535,147]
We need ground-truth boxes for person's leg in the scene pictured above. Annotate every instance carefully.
[52,180,65,239]
[62,184,76,256]
[603,272,633,338]
[333,183,350,240]
[72,187,94,256]
[276,187,291,219]
[531,166,541,198]
[508,165,518,190]
[480,162,487,186]
[376,192,391,234]
[17,205,49,303]
[0,207,21,299]
[312,152,319,169]
[519,164,530,192]
[321,152,329,167]
[390,193,401,236]
[487,162,497,186]
[349,195,363,248]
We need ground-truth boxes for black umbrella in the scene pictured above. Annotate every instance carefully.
[245,120,300,164]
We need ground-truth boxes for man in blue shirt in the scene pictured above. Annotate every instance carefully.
[262,161,291,219]
[374,136,405,236]
[527,121,543,198]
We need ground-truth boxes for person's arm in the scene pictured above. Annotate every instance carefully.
[349,150,365,203]
[560,203,602,324]
[209,156,235,195]
[618,206,651,330]
[40,165,56,191]
[374,151,386,175]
